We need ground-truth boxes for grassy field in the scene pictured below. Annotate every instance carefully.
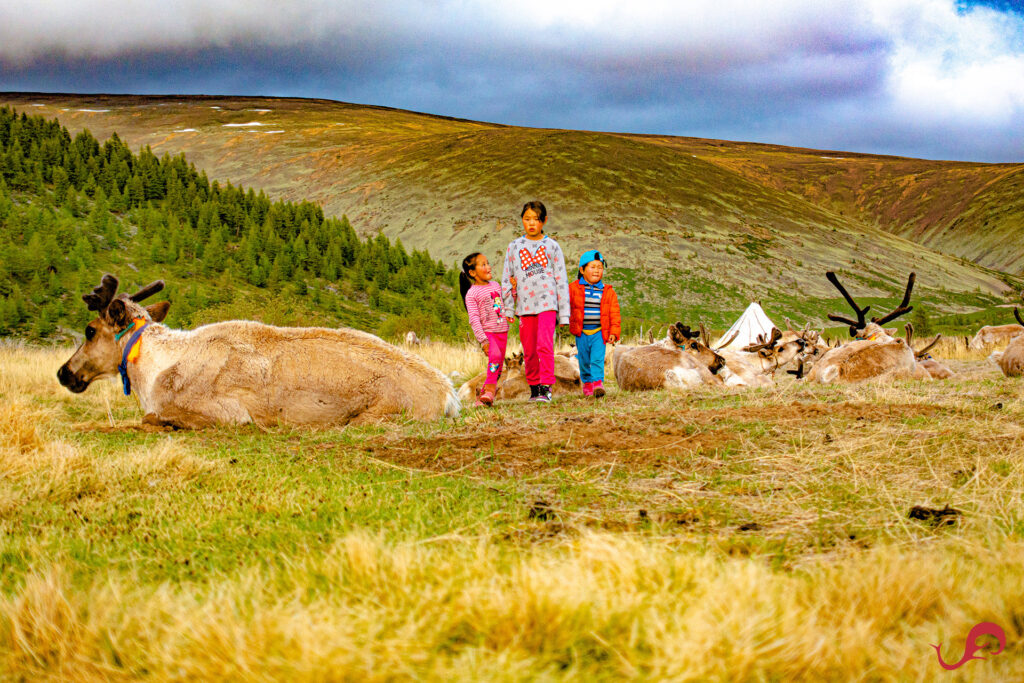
[2,339,1024,680]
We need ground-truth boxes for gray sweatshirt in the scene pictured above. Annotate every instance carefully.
[500,235,570,323]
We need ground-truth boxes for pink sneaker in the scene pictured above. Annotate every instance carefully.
[582,381,594,397]
[593,380,605,398]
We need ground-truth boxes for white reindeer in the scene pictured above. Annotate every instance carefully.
[58,275,459,428]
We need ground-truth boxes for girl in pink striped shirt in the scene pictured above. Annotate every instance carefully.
[460,252,510,406]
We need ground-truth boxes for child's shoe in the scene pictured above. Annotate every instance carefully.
[593,380,605,398]
[582,381,594,397]
[535,385,552,403]
[528,384,540,401]
[479,384,496,407]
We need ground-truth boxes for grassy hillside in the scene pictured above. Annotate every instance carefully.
[1,93,1021,331]
[639,135,1024,274]
[0,107,467,344]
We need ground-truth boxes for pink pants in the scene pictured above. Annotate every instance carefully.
[519,310,557,386]
[485,331,508,385]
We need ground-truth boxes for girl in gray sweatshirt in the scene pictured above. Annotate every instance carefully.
[500,201,570,402]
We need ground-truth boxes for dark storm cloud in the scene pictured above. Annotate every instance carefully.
[1,1,1023,161]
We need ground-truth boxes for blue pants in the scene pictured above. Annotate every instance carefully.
[576,331,606,383]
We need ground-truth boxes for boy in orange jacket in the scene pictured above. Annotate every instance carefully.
[569,250,621,397]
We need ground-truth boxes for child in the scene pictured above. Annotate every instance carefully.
[569,250,620,397]
[501,201,570,403]
[460,252,508,406]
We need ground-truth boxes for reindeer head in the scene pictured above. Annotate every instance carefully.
[904,323,941,361]
[57,274,169,393]
[826,271,915,340]
[670,321,726,374]
[504,351,524,373]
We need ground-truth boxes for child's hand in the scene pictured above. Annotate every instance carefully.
[481,341,490,355]
[509,277,517,290]
[609,335,619,344]
[506,317,515,325]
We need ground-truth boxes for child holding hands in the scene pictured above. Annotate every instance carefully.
[501,201,570,403]
[569,250,620,397]
[460,252,508,406]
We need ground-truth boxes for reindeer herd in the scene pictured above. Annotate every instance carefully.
[57,271,1024,429]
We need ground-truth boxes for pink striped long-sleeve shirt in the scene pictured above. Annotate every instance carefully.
[465,281,509,345]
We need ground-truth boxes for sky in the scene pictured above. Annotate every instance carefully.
[1,0,1023,162]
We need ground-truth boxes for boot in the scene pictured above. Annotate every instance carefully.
[529,384,540,401]
[479,383,496,407]
[582,381,594,397]
[593,380,605,398]
[535,384,552,403]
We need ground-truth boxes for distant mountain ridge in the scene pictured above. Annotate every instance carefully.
[3,92,1021,326]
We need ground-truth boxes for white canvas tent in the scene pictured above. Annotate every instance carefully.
[714,302,777,350]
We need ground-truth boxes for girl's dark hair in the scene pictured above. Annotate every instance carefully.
[521,200,547,222]
[459,252,482,310]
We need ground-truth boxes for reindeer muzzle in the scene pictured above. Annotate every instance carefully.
[57,364,89,393]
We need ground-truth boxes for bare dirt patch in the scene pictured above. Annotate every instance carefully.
[348,401,947,476]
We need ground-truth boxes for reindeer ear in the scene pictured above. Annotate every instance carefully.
[146,301,171,322]
[669,325,685,345]
[105,298,130,327]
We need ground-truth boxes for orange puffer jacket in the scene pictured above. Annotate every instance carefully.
[569,280,621,341]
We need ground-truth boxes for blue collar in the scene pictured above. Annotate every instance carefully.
[578,277,604,289]
[118,322,150,396]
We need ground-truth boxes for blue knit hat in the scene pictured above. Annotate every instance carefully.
[578,249,606,270]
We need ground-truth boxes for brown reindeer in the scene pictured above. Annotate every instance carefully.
[613,322,726,391]
[58,274,459,428]
[904,323,952,379]
[456,352,582,403]
[805,272,918,383]
[990,308,1024,377]
[968,322,1024,350]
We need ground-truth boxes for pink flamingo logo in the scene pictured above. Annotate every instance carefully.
[932,622,1006,670]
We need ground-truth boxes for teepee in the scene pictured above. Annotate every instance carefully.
[715,302,777,350]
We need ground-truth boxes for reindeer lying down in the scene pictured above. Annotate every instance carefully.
[457,352,581,403]
[58,275,460,428]
[804,272,921,383]
[613,322,725,391]
[990,308,1024,377]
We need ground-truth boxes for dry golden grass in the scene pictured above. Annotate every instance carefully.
[3,341,1024,680]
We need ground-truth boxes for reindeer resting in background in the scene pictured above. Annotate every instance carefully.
[904,323,953,379]
[718,325,809,387]
[968,320,1024,350]
[457,352,581,403]
[613,322,725,391]
[990,308,1024,377]
[805,272,920,383]
[58,275,460,428]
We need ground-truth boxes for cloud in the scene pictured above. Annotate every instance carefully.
[1,1,1023,160]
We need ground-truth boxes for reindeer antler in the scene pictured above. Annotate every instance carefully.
[871,272,915,326]
[130,280,165,302]
[82,274,119,312]
[915,334,941,360]
[714,329,740,351]
[742,327,782,353]
[1015,307,1024,327]
[674,322,700,339]
[826,271,870,334]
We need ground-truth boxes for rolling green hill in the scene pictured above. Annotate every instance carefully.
[1,93,1022,331]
